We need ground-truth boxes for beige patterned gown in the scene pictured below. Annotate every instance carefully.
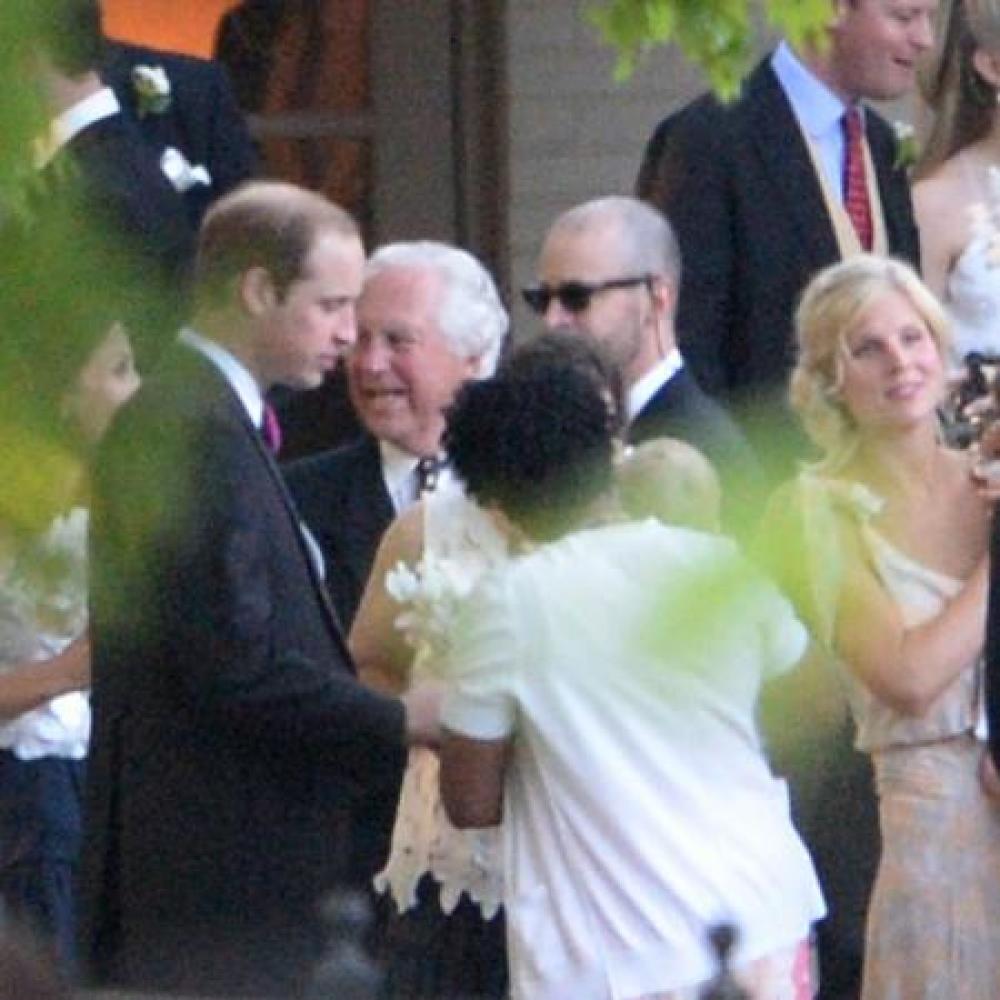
[854,523,1000,1000]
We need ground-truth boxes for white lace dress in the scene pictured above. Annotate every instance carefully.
[374,485,507,918]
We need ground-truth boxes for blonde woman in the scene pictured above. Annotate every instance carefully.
[914,0,1000,367]
[765,255,999,998]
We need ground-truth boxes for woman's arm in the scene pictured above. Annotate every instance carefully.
[349,505,424,695]
[0,631,89,721]
[440,730,508,828]
[835,521,987,717]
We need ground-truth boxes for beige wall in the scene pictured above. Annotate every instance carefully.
[505,1,710,332]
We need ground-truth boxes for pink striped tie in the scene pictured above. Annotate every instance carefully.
[842,106,873,251]
[262,402,282,455]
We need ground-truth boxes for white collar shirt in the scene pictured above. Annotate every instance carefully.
[627,349,683,424]
[35,87,121,169]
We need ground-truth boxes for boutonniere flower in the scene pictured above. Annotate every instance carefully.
[132,64,171,118]
[893,120,918,172]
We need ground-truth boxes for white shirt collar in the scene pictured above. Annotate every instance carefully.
[35,87,121,169]
[178,327,265,430]
[628,349,683,423]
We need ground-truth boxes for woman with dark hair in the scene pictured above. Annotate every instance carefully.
[438,362,823,1000]
[0,260,139,969]
[347,332,623,999]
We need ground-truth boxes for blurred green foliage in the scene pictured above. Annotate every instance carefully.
[588,0,831,97]
[0,7,47,217]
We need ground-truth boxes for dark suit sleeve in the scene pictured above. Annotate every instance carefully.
[92,406,404,756]
[638,102,736,396]
[198,60,259,197]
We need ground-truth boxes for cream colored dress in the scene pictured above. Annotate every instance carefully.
[794,475,1000,1000]
[374,485,507,917]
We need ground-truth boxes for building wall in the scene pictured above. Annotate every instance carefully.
[505,1,710,330]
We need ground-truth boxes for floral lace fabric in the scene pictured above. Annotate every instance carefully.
[375,487,507,917]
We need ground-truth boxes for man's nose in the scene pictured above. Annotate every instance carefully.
[353,334,388,371]
[543,298,575,331]
[332,304,357,348]
[910,12,934,52]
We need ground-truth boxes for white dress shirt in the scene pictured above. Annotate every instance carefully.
[627,348,684,424]
[34,87,121,169]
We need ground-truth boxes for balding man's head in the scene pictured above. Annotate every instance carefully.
[530,196,681,387]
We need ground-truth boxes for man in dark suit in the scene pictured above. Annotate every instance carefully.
[79,182,435,998]
[525,195,759,531]
[28,0,195,368]
[286,241,509,631]
[637,0,931,433]
[101,32,259,229]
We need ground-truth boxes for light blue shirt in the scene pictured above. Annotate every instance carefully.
[771,41,858,204]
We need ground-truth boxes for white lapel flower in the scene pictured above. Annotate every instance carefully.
[893,120,917,172]
[132,64,171,118]
[160,146,212,192]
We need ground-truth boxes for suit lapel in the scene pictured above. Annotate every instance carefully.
[340,438,395,585]
[169,346,349,645]
[865,114,917,264]
[744,61,840,267]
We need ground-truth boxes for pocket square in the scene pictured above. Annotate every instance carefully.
[160,146,212,193]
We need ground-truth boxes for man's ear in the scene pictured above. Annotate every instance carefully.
[972,47,1000,92]
[461,352,484,378]
[649,275,677,318]
[239,266,278,317]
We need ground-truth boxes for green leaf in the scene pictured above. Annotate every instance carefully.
[587,0,831,96]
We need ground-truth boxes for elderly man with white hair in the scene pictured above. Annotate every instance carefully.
[286,240,508,632]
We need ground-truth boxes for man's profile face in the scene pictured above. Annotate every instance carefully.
[348,265,479,456]
[828,0,937,102]
[258,228,364,391]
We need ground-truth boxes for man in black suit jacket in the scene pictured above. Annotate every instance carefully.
[637,0,930,429]
[80,182,434,998]
[526,195,759,532]
[101,33,259,229]
[286,241,510,631]
[28,0,194,367]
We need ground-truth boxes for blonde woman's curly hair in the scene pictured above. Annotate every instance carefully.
[789,255,952,472]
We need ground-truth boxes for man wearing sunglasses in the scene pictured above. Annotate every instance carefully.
[526,196,759,532]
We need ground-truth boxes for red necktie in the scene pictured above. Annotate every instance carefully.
[262,402,282,455]
[842,106,873,251]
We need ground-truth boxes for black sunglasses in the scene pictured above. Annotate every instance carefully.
[521,274,652,316]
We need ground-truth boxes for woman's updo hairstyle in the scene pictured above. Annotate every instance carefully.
[790,256,951,470]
